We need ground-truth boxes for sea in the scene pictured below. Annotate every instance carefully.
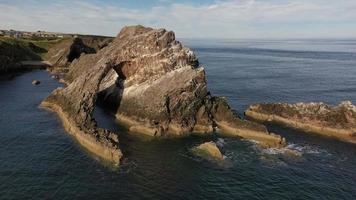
[0,39,356,199]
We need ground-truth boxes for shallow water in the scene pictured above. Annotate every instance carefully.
[1,39,356,199]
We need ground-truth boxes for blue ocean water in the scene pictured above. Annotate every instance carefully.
[185,39,356,113]
[1,39,356,199]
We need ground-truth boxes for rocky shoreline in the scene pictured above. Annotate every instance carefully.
[246,101,356,144]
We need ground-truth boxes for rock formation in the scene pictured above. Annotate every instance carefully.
[41,25,285,164]
[192,141,224,161]
[40,60,123,164]
[246,101,356,144]
[32,80,40,85]
[46,36,112,73]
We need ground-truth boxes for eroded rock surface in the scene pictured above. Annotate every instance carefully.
[246,101,356,143]
[42,25,285,164]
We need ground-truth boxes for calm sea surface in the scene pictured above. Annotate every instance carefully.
[1,39,356,199]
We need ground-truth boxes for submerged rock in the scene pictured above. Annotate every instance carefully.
[193,141,224,161]
[51,75,59,80]
[32,80,40,85]
[41,25,285,164]
[246,101,356,144]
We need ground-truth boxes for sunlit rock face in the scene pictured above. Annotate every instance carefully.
[65,25,211,136]
[192,141,225,161]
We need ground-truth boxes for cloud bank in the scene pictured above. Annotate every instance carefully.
[0,0,356,38]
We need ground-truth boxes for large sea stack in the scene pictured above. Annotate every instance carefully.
[41,25,285,164]
[246,101,356,144]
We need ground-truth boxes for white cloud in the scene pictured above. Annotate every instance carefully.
[0,0,356,38]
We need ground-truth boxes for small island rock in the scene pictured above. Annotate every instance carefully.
[193,141,225,161]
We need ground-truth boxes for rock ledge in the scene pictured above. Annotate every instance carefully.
[246,101,356,144]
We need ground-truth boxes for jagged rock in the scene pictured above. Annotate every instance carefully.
[41,25,285,164]
[193,141,224,161]
[46,38,95,72]
[64,54,99,84]
[32,80,40,85]
[80,36,113,51]
[40,59,122,164]
[46,36,112,73]
[246,101,356,144]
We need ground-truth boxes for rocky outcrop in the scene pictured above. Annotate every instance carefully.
[40,58,122,164]
[32,80,40,85]
[64,53,99,84]
[46,36,112,73]
[80,36,113,51]
[46,38,94,73]
[192,141,224,161]
[41,25,285,164]
[246,101,356,144]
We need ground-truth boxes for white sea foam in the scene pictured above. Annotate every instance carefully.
[261,143,330,157]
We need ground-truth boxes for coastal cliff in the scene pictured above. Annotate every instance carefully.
[41,25,285,163]
[246,101,356,144]
[0,35,111,74]
[0,38,45,73]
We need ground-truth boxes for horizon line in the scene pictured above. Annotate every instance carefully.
[2,28,356,41]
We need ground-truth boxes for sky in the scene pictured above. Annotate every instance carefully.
[0,0,356,39]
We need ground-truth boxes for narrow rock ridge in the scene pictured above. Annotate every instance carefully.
[245,101,356,144]
[40,59,123,164]
[42,25,285,164]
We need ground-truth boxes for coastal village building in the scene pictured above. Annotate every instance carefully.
[0,29,66,39]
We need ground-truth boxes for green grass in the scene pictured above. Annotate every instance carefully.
[0,36,68,59]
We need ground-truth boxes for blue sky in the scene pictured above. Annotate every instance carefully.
[1,0,356,39]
